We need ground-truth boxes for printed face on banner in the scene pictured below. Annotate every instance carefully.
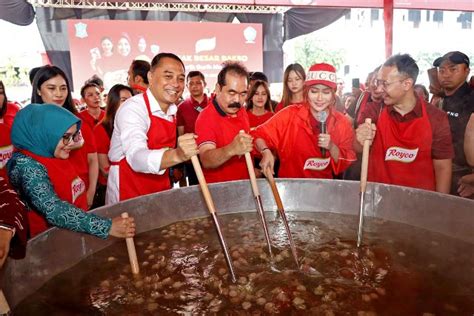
[67,20,263,92]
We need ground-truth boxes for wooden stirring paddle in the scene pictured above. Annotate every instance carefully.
[357,118,372,248]
[121,212,139,274]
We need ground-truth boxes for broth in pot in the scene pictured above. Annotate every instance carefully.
[14,212,474,315]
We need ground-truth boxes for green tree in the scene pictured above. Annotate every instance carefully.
[415,51,442,72]
[294,37,345,71]
[0,57,29,87]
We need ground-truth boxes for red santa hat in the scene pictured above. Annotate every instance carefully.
[305,63,337,90]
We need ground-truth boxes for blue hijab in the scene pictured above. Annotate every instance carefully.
[11,104,81,158]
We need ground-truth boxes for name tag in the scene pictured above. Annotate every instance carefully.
[0,145,13,169]
[71,177,86,203]
[385,146,418,163]
[304,157,331,171]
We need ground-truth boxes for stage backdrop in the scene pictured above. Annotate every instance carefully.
[67,19,263,91]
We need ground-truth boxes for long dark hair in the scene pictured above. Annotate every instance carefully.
[31,65,76,114]
[246,80,272,112]
[280,63,306,109]
[101,84,133,137]
[0,80,7,118]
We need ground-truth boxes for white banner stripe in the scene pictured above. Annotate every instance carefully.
[307,70,337,83]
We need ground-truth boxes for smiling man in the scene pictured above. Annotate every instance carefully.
[356,54,454,193]
[106,53,198,204]
[194,61,253,183]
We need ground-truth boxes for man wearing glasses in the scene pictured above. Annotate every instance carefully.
[355,54,454,193]
[433,51,474,197]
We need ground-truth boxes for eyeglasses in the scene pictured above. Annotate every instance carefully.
[62,130,81,145]
[375,78,406,89]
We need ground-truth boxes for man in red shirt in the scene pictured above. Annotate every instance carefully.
[355,66,384,127]
[344,66,385,181]
[356,54,454,193]
[127,59,150,95]
[195,62,253,183]
[177,71,208,185]
[77,83,105,129]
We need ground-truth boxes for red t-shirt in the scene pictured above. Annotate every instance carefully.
[247,110,274,129]
[69,123,97,189]
[93,123,110,155]
[358,96,454,160]
[177,95,208,134]
[77,109,105,129]
[93,123,110,186]
[2,102,20,128]
[195,100,250,183]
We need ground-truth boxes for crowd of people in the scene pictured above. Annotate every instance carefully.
[0,50,473,268]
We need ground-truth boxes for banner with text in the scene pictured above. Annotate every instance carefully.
[67,19,263,92]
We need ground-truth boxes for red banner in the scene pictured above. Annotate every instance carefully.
[67,20,263,91]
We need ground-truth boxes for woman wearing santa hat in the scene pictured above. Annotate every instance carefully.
[253,63,356,178]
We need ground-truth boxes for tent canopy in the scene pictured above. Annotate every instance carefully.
[1,0,472,26]
[1,0,471,87]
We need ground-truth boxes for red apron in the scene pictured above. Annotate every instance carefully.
[114,93,175,201]
[368,100,435,191]
[0,123,13,179]
[22,150,88,237]
[279,110,333,179]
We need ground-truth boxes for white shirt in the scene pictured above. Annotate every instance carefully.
[106,89,177,205]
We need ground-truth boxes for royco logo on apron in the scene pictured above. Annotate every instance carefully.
[304,158,331,171]
[385,147,419,163]
[0,145,13,169]
[71,176,86,203]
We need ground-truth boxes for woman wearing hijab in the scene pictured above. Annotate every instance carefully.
[7,104,135,239]
[253,63,356,179]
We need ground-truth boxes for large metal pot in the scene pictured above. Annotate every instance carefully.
[2,179,474,308]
